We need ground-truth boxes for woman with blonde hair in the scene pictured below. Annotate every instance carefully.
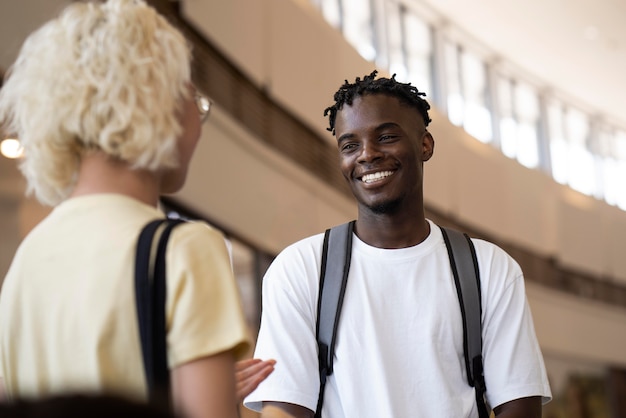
[0,1,252,417]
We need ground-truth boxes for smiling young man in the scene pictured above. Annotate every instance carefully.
[244,71,551,417]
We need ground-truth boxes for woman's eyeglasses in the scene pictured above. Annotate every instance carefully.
[195,92,212,124]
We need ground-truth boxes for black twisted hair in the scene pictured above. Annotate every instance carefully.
[323,70,432,135]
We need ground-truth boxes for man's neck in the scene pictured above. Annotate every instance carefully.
[69,152,161,207]
[355,209,430,249]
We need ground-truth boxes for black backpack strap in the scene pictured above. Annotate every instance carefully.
[314,221,354,418]
[135,218,185,411]
[440,226,490,418]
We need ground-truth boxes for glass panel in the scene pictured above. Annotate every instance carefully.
[618,160,626,211]
[517,122,539,168]
[514,82,540,168]
[593,125,613,158]
[565,108,595,195]
[460,50,491,143]
[615,131,626,210]
[616,130,626,160]
[547,100,568,184]
[403,9,432,95]
[606,156,626,210]
[444,41,463,126]
[498,76,517,159]
[342,0,376,61]
[592,125,615,200]
[568,144,596,196]
[566,107,590,147]
[603,157,619,206]
[319,0,341,29]
[386,3,406,81]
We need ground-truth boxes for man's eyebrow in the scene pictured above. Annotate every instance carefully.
[375,122,401,131]
[337,132,355,143]
[337,122,402,143]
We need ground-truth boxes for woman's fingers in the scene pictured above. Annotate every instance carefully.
[236,358,276,401]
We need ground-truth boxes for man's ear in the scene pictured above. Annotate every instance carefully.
[422,131,434,162]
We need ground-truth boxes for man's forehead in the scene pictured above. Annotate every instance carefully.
[335,94,424,127]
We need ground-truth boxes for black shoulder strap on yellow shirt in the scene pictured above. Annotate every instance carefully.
[135,217,186,412]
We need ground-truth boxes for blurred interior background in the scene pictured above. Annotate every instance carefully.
[1,0,625,416]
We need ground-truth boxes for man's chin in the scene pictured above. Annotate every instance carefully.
[367,198,402,214]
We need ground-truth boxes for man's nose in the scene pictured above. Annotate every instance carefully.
[357,140,384,163]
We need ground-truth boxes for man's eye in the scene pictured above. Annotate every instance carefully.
[341,143,357,151]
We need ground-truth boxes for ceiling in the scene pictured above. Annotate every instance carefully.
[416,0,626,129]
[0,0,625,127]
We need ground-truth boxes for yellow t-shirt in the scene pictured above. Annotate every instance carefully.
[0,194,250,400]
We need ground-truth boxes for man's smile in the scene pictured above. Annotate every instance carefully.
[360,170,395,184]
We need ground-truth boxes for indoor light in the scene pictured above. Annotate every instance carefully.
[0,138,24,159]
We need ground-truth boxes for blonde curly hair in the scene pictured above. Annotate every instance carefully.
[0,0,191,206]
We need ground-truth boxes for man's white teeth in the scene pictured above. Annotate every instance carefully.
[362,171,393,184]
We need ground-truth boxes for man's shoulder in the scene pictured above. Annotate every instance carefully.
[467,237,523,282]
[266,230,330,275]
[279,230,327,255]
[469,236,515,261]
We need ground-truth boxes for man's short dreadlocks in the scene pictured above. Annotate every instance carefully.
[323,70,432,135]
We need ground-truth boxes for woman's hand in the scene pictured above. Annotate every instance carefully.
[236,358,276,402]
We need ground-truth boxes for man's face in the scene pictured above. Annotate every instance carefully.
[334,93,434,214]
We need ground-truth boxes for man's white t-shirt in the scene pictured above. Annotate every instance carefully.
[245,220,551,417]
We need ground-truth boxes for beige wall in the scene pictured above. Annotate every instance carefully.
[182,0,626,284]
[175,105,356,255]
[179,0,626,367]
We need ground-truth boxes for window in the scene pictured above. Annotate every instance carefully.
[547,100,568,184]
[460,50,491,143]
[444,41,463,127]
[342,0,377,61]
[444,42,491,142]
[513,82,540,168]
[309,0,626,211]
[565,107,595,196]
[593,124,613,200]
[547,103,596,195]
[386,3,406,80]
[401,7,433,94]
[497,77,540,168]
[603,130,626,210]
[318,0,341,29]
[498,77,516,158]
[387,3,433,95]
